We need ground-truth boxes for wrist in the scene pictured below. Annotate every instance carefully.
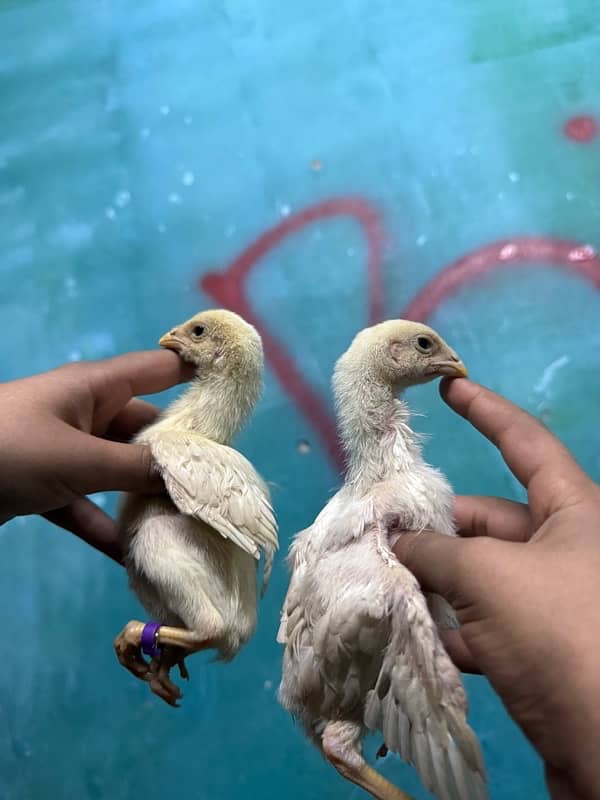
[552,650,600,797]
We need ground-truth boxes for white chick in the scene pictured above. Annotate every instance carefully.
[278,320,487,800]
[114,310,278,706]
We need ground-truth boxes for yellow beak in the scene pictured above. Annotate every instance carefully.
[158,332,183,352]
[448,361,468,378]
[434,360,468,378]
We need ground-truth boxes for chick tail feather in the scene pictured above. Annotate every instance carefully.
[261,546,275,597]
[364,588,488,800]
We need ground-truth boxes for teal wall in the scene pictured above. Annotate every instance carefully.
[2,2,600,798]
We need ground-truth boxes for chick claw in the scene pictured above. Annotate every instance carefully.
[178,657,190,681]
[148,647,187,707]
[114,620,151,680]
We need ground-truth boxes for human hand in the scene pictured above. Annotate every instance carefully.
[0,351,193,562]
[393,378,600,800]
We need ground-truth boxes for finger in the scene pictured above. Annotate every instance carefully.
[454,495,533,542]
[441,379,589,514]
[86,350,195,432]
[106,398,161,442]
[439,629,481,674]
[66,432,165,496]
[544,766,582,800]
[42,497,123,564]
[393,530,469,601]
[92,350,195,398]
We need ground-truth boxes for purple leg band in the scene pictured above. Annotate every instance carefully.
[141,621,162,658]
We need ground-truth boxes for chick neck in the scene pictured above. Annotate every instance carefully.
[333,362,422,488]
[162,370,261,444]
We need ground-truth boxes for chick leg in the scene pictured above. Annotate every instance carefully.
[322,722,415,800]
[114,620,217,696]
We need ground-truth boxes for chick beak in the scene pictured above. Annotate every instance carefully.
[158,329,184,353]
[432,351,468,378]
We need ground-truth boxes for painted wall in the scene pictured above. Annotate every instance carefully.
[2,2,600,798]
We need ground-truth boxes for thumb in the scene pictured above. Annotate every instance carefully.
[67,433,165,496]
[392,530,474,604]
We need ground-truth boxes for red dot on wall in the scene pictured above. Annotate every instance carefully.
[563,115,598,143]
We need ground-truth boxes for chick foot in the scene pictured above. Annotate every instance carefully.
[114,620,151,681]
[115,620,216,703]
[148,646,189,707]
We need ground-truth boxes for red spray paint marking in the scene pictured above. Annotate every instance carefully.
[201,197,386,468]
[200,197,600,469]
[402,239,600,321]
[563,115,598,143]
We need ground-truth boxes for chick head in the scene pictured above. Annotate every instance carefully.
[159,309,263,380]
[336,319,467,390]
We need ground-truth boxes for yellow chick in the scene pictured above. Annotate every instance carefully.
[114,310,278,706]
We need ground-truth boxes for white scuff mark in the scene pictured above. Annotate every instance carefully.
[160,104,170,116]
[565,191,576,202]
[84,331,115,356]
[105,207,116,220]
[568,244,596,262]
[279,203,291,218]
[534,355,571,395]
[508,171,520,183]
[68,349,82,362]
[499,244,517,260]
[168,192,182,205]
[181,170,195,186]
[263,680,273,690]
[104,89,119,114]
[50,222,93,249]
[64,276,78,298]
[416,234,427,247]
[115,190,131,208]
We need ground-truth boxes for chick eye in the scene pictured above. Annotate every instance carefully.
[192,325,205,337]
[416,335,434,353]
